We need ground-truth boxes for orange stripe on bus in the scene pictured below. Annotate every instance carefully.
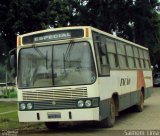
[137,70,145,90]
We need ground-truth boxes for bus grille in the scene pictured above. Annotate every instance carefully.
[33,99,77,110]
[22,87,88,101]
[22,87,87,110]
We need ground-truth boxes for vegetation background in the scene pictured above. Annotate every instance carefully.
[0,0,160,82]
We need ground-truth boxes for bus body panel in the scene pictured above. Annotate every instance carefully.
[98,69,152,119]
[18,108,99,122]
[99,70,152,100]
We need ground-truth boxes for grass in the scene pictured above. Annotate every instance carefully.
[0,101,18,130]
[0,101,17,111]
[0,112,19,130]
[0,101,44,130]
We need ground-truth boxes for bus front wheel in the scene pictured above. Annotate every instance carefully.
[100,98,116,128]
[45,122,59,130]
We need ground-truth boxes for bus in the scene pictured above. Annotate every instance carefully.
[10,26,153,129]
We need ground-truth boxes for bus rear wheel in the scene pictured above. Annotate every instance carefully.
[45,122,59,130]
[100,98,116,128]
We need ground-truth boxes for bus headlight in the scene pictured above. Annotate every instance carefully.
[77,98,99,108]
[77,100,84,108]
[27,103,33,110]
[20,103,26,110]
[85,100,92,107]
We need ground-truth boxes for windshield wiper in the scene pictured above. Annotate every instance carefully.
[64,40,74,61]
[62,40,74,76]
[32,44,48,69]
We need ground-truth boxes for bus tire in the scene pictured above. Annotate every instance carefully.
[134,91,144,112]
[45,122,59,129]
[100,98,116,128]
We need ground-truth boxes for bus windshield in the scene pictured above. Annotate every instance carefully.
[18,42,96,88]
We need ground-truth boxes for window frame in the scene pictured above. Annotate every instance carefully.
[92,32,110,76]
[92,30,151,72]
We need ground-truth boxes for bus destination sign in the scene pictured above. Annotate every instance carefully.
[34,32,71,42]
[22,29,84,44]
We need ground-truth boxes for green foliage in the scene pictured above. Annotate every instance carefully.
[8,91,17,98]
[0,87,17,98]
[0,0,160,66]
[69,0,160,64]
[46,0,71,27]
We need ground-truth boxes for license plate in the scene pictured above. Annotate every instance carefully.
[48,112,61,119]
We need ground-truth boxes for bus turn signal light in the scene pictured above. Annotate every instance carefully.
[17,36,22,46]
[85,28,89,37]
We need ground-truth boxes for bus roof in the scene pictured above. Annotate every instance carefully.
[18,26,148,50]
[90,26,148,50]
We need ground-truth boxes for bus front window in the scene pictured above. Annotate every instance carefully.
[18,42,96,88]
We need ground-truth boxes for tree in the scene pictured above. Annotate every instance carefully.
[132,0,160,65]
[46,0,71,27]
[0,0,160,66]
[0,0,50,49]
[69,0,160,65]
[0,36,8,64]
[0,0,72,50]
[69,0,118,32]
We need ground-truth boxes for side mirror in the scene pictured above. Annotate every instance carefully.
[10,55,16,68]
[9,54,17,77]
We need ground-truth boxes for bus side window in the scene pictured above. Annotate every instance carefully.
[133,47,140,69]
[106,38,119,69]
[138,48,144,69]
[126,45,135,69]
[93,32,110,76]
[117,42,128,69]
[143,50,150,69]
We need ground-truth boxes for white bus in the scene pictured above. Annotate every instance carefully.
[11,26,152,129]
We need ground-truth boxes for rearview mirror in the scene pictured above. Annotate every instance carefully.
[9,49,17,77]
[10,55,16,69]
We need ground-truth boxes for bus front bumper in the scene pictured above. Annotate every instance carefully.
[18,108,99,122]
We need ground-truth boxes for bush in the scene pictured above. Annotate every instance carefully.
[0,94,8,98]
[9,91,17,98]
[0,87,17,98]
